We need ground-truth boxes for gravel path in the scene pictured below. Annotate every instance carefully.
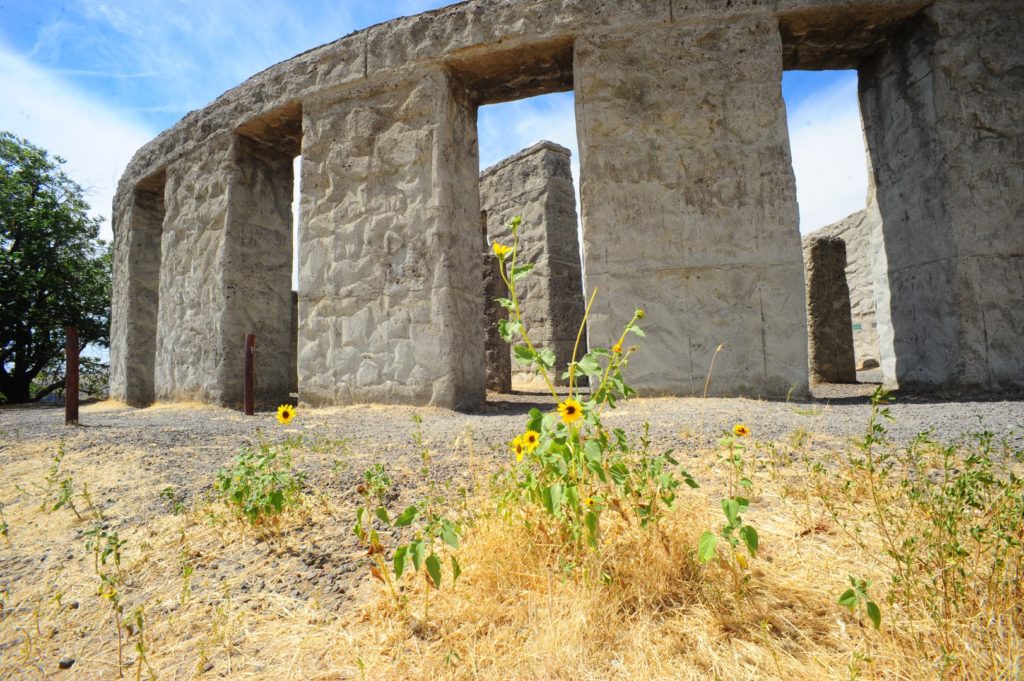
[3,387,1023,494]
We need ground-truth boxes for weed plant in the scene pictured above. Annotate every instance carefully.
[215,434,306,524]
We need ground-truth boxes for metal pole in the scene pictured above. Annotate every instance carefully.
[65,326,79,425]
[244,333,256,415]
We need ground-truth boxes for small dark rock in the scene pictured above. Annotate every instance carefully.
[58,657,75,669]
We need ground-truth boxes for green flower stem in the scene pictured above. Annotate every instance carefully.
[498,236,558,400]
[567,288,599,400]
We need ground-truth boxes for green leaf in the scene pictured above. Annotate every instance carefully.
[511,263,534,281]
[536,348,555,370]
[866,601,882,630]
[627,324,645,337]
[441,523,460,549]
[494,297,514,311]
[354,507,365,539]
[577,353,601,376]
[722,498,740,526]
[837,588,858,610]
[393,545,408,579]
[585,510,599,547]
[681,470,700,489]
[584,439,603,463]
[542,484,563,516]
[498,319,523,342]
[739,525,759,557]
[394,505,418,527]
[451,555,462,584]
[425,553,442,588]
[513,345,536,365]
[374,507,390,525]
[526,408,544,433]
[698,531,718,563]
[411,540,425,571]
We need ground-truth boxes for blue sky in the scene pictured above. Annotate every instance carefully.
[1,0,867,242]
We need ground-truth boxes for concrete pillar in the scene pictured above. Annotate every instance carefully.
[153,143,234,403]
[109,172,164,406]
[297,69,485,408]
[859,0,1024,391]
[482,213,511,394]
[574,18,808,397]
[803,235,857,383]
[480,142,585,388]
[220,134,295,407]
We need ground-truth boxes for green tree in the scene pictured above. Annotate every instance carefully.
[0,131,111,403]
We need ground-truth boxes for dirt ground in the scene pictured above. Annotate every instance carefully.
[1,391,1023,679]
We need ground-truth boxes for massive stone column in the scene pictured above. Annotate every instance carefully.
[219,133,295,407]
[482,212,511,394]
[297,69,485,408]
[574,18,808,397]
[803,235,857,383]
[859,0,1024,391]
[480,142,585,388]
[109,171,165,406]
[153,143,236,403]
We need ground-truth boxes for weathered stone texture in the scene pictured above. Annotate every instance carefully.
[109,173,164,406]
[575,18,808,397]
[812,206,883,370]
[111,0,1024,408]
[803,235,857,383]
[480,141,585,388]
[297,70,484,408]
[482,214,511,394]
[220,134,295,407]
[860,0,1024,391]
[152,143,234,403]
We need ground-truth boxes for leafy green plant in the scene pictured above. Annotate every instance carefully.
[353,419,463,621]
[0,501,10,547]
[838,575,882,630]
[215,436,306,523]
[84,524,127,577]
[698,426,759,592]
[820,387,1024,662]
[160,486,185,515]
[131,605,157,681]
[491,215,698,557]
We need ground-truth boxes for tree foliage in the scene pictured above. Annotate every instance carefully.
[0,131,111,403]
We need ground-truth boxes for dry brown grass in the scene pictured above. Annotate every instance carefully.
[1,426,1022,680]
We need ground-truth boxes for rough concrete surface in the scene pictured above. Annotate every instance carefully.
[803,235,857,384]
[109,0,1023,409]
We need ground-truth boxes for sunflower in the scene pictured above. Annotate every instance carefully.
[492,242,512,258]
[522,430,540,453]
[510,435,526,462]
[557,398,583,424]
[611,341,623,354]
[277,404,296,425]
[733,423,751,437]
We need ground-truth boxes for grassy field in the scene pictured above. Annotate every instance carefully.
[1,398,1022,680]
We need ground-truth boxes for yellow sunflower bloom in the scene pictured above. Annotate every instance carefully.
[511,435,526,462]
[733,423,751,437]
[557,398,583,424]
[522,430,540,453]
[611,342,622,354]
[492,242,512,258]
[277,404,296,425]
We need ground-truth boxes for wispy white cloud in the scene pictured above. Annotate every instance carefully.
[0,40,155,242]
[786,75,868,234]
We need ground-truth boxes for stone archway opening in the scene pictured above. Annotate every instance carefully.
[450,42,587,398]
[782,69,879,386]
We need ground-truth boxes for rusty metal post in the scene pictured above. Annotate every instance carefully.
[65,326,79,425]
[244,333,256,415]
